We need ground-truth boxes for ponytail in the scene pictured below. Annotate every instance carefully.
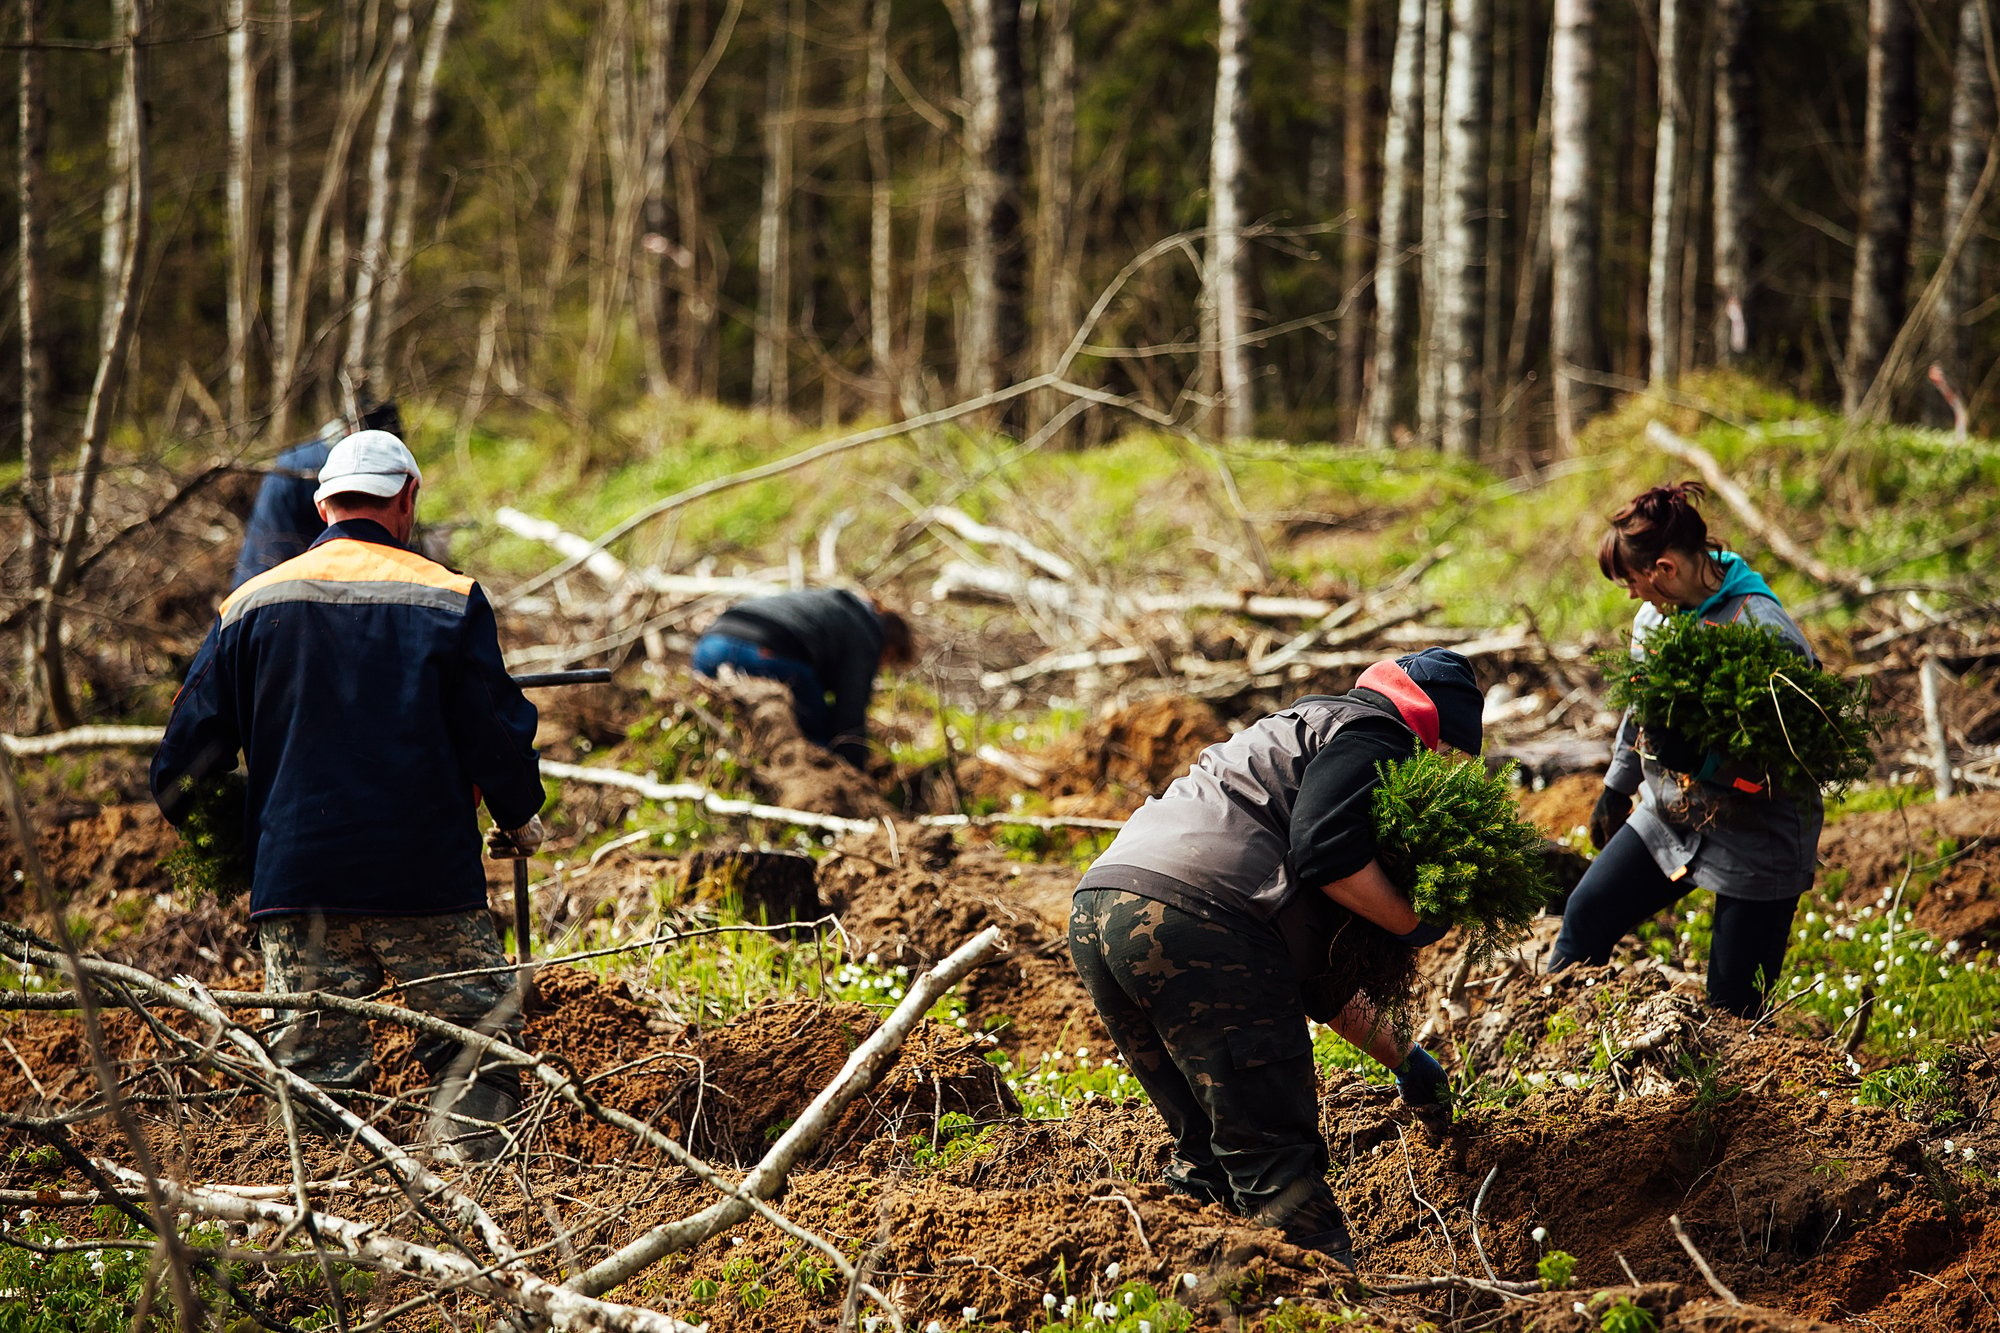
[1597,480,1721,580]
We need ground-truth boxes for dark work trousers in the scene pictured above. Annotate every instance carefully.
[1550,824,1802,1017]
[1067,887,1351,1251]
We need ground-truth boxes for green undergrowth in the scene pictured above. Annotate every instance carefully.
[374,371,1998,644]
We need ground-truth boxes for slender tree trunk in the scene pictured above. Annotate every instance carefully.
[635,0,676,397]
[1677,6,1714,378]
[269,0,297,441]
[1435,0,1489,456]
[1711,0,1753,364]
[1339,3,1376,439]
[18,0,50,720]
[1307,14,1338,215]
[1479,1,1510,453]
[1549,0,1602,447]
[866,0,895,407]
[1645,0,1683,385]
[1365,0,1426,445]
[35,0,150,727]
[1033,0,1077,426]
[1843,0,1917,415]
[1936,0,1993,397]
[343,0,414,395]
[1209,0,1252,439]
[959,0,1026,403]
[1417,0,1447,444]
[226,0,252,433]
[372,0,458,389]
[751,4,799,410]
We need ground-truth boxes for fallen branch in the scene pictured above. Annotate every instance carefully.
[1668,1213,1741,1306]
[495,508,787,600]
[566,925,1004,1297]
[1644,422,1871,597]
[2,725,164,756]
[101,1165,702,1333]
[1360,1273,1542,1299]
[917,505,1076,581]
[1468,1166,1503,1287]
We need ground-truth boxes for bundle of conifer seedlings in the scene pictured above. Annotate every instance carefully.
[1599,615,1876,796]
[1369,748,1557,969]
[160,772,251,899]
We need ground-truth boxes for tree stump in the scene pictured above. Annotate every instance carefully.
[682,846,824,931]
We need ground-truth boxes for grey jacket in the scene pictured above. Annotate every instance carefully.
[1078,695,1390,923]
[1606,593,1823,901]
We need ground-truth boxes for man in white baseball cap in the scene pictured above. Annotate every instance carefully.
[155,426,544,1162]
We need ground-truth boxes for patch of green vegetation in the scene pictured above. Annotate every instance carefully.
[989,1043,1148,1118]
[1856,1061,1959,1125]
[158,772,250,901]
[1030,1277,1196,1332]
[1596,1294,1660,1333]
[1537,1249,1578,1290]
[908,1110,997,1171]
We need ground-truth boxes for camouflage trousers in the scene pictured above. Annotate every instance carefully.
[1068,887,1348,1248]
[259,911,523,1100]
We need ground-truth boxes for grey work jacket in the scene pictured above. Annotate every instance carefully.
[1606,593,1824,901]
[1078,695,1392,923]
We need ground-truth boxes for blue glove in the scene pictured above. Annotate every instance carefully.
[1393,919,1449,948]
[1393,1046,1452,1109]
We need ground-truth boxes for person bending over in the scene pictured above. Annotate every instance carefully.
[1067,649,1482,1268]
[1551,481,1821,1017]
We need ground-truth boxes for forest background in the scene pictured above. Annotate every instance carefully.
[3,0,1997,726]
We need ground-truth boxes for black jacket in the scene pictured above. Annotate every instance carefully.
[706,589,886,765]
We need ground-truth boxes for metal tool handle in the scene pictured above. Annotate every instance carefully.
[511,859,533,967]
[509,668,612,689]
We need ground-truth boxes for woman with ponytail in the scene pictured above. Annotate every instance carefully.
[1551,481,1822,1017]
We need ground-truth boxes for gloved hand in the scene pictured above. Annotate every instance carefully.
[486,814,546,858]
[1641,723,1707,774]
[1393,1045,1452,1110]
[1588,786,1633,850]
[1392,919,1449,948]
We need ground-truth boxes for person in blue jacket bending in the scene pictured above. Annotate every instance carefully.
[1552,480,1823,1017]
[154,429,544,1159]
[692,588,914,768]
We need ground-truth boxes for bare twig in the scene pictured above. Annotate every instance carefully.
[1395,1125,1459,1274]
[1669,1213,1742,1306]
[1088,1187,1155,1258]
[1469,1165,1503,1286]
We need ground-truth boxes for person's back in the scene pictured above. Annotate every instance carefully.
[230,432,334,589]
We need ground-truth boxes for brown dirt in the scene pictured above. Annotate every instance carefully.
[1816,791,2000,946]
[966,695,1231,819]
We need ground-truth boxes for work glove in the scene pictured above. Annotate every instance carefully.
[1588,786,1633,850]
[486,814,546,859]
[1393,1045,1452,1110]
[1392,919,1449,949]
[1641,722,1707,774]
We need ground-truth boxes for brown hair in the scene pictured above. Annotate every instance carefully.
[1597,480,1722,581]
[874,605,915,668]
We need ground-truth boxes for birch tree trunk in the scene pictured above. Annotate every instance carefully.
[342,0,414,395]
[1339,4,1376,438]
[1209,0,1252,440]
[959,0,1026,403]
[1711,0,1753,364]
[1416,0,1447,445]
[1646,0,1683,385]
[372,0,458,389]
[18,0,50,718]
[1434,0,1489,456]
[866,0,895,406]
[1843,0,1917,415]
[635,0,677,397]
[268,0,296,440]
[1033,0,1077,428]
[1364,0,1426,446]
[751,3,799,411]
[1549,0,1603,448]
[1935,0,1992,396]
[226,0,252,433]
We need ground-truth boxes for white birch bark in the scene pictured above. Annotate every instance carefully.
[1416,0,1446,445]
[1364,0,1427,445]
[751,5,798,410]
[226,0,252,432]
[1646,0,1683,386]
[1210,0,1252,440]
[18,0,49,715]
[1548,0,1601,448]
[1434,0,1489,456]
[866,0,895,403]
[1034,0,1077,423]
[372,0,458,389]
[342,0,414,392]
[1711,0,1752,363]
[1936,0,1992,391]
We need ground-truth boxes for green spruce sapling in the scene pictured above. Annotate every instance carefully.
[160,772,251,899]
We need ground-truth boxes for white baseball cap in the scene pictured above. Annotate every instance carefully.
[313,429,423,505]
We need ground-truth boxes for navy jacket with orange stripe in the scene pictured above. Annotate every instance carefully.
[151,519,544,919]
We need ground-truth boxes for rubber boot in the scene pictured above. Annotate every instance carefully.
[426,1078,521,1163]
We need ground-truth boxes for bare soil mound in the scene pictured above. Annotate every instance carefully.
[1817,791,2000,946]
[968,695,1229,818]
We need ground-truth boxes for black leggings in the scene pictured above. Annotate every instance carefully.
[1550,824,1801,1017]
